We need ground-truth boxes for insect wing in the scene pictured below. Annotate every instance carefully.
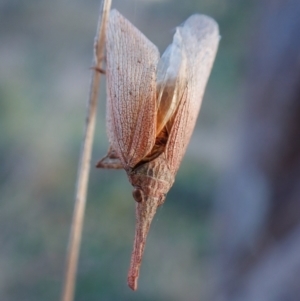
[165,14,220,174]
[156,31,187,135]
[106,10,160,168]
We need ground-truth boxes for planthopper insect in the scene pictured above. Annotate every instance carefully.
[97,9,219,291]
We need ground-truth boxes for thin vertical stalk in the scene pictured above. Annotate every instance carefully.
[61,1,111,301]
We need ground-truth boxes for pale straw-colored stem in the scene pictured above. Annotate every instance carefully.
[61,1,112,301]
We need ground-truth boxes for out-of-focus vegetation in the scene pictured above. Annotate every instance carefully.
[3,0,299,300]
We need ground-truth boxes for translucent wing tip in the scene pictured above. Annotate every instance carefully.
[182,14,220,41]
[110,8,119,17]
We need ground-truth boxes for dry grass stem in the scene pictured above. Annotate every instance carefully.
[61,1,112,301]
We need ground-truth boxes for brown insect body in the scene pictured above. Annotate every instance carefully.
[97,9,219,290]
[126,153,174,290]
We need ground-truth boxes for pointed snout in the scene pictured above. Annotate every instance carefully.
[127,196,160,290]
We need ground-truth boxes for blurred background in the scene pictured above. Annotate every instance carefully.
[1,0,300,300]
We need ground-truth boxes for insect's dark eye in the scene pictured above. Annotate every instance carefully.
[132,188,144,203]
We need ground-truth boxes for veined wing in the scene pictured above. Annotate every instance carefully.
[164,14,220,174]
[106,10,160,168]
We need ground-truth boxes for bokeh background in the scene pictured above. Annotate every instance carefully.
[1,0,300,300]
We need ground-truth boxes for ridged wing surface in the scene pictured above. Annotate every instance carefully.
[106,10,160,168]
[163,14,220,174]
